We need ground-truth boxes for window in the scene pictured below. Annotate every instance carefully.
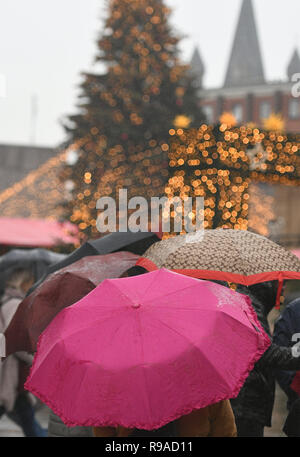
[232,104,243,123]
[202,105,214,124]
[259,101,271,120]
[288,99,300,120]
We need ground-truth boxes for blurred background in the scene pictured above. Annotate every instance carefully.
[1,0,300,436]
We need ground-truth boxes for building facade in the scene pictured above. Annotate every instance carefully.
[192,0,300,133]
[0,143,56,192]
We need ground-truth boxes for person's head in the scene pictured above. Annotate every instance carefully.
[121,266,147,278]
[236,281,278,315]
[209,279,278,315]
[115,234,160,257]
[5,268,35,294]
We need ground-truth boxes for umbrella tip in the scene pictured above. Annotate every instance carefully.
[132,303,141,309]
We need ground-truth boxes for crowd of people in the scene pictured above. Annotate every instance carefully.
[0,268,46,436]
[1,233,300,438]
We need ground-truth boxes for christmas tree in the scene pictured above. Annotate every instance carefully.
[61,0,205,237]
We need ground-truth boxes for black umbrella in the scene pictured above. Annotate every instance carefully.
[0,248,66,294]
[27,232,160,295]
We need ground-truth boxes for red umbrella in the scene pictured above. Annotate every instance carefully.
[4,252,139,355]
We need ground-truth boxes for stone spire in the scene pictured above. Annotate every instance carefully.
[287,48,300,80]
[224,0,265,88]
[189,47,205,89]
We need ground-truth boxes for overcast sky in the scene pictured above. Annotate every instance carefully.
[0,0,299,147]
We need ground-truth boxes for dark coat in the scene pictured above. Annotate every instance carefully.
[229,282,300,427]
[283,398,300,437]
[273,298,300,410]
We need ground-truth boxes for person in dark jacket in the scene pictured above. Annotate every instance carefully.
[273,298,300,409]
[273,298,300,436]
[281,398,300,437]
[229,282,300,437]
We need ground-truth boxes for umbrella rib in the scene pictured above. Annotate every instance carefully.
[41,308,129,354]
[33,312,131,380]
[148,305,264,342]
[146,312,234,392]
[135,311,155,426]
[147,307,268,394]
[105,276,156,306]
[141,282,208,306]
[102,280,137,307]
[139,271,167,302]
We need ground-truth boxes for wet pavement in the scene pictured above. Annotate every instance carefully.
[0,404,50,437]
[265,384,287,437]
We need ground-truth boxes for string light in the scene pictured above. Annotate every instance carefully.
[165,124,300,236]
[1,124,299,240]
[58,0,205,237]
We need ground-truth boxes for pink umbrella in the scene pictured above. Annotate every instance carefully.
[25,269,270,431]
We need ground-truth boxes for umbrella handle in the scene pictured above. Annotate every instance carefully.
[275,275,284,310]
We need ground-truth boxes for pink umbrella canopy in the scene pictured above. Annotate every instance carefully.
[25,269,270,430]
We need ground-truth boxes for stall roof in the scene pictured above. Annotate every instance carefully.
[0,218,79,248]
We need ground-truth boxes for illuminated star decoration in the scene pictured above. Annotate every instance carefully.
[263,113,285,133]
[173,115,192,129]
[219,112,238,128]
